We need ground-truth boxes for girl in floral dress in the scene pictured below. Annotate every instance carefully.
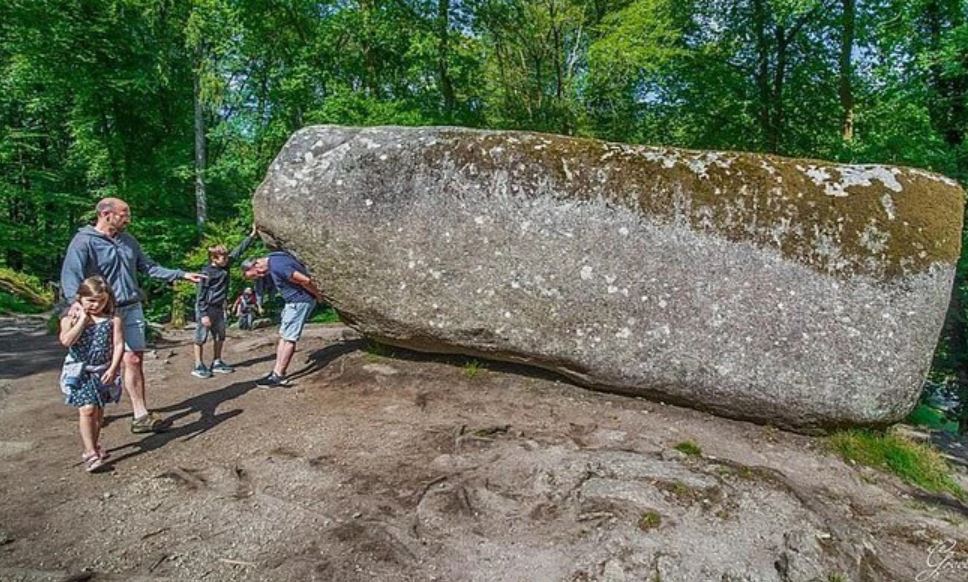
[59,276,124,473]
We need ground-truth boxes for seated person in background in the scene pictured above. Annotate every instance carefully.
[191,226,257,379]
[233,286,262,330]
[242,250,323,387]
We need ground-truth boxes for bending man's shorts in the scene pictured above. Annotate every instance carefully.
[279,301,316,342]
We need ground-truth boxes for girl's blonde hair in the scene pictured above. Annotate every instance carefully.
[76,275,116,316]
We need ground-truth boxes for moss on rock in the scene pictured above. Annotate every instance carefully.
[432,130,963,281]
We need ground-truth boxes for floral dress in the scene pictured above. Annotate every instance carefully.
[59,318,122,408]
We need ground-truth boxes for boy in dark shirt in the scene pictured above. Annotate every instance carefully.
[192,226,257,378]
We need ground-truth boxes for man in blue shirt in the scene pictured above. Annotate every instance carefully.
[242,250,323,387]
[60,197,206,433]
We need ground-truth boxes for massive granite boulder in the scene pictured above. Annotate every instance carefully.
[253,125,964,432]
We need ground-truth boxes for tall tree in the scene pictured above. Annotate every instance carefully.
[839,0,856,141]
[193,54,208,232]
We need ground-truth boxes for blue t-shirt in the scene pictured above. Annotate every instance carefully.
[268,251,315,303]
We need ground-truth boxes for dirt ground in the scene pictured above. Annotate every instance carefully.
[1,314,968,581]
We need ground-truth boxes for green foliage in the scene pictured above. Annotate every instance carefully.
[0,290,44,314]
[673,440,702,457]
[829,429,965,500]
[0,266,51,307]
[907,403,959,434]
[308,306,341,324]
[638,510,662,531]
[463,359,484,379]
[167,218,263,326]
[5,0,968,428]
[364,340,394,360]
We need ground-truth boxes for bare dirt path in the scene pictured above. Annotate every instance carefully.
[1,317,967,581]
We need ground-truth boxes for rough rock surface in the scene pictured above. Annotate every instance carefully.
[253,125,964,431]
[2,317,967,581]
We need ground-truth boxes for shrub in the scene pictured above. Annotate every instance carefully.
[829,429,965,500]
[674,441,702,457]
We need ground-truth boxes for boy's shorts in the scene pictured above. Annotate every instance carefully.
[279,301,315,342]
[194,307,227,344]
[118,303,147,352]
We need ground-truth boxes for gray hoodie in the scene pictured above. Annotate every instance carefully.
[60,226,185,306]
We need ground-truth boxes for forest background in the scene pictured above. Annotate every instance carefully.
[4,0,968,430]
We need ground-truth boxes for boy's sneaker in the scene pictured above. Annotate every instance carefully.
[191,363,212,379]
[211,360,235,374]
[255,372,291,388]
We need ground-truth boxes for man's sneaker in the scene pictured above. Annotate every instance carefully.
[131,412,167,434]
[211,360,235,374]
[256,373,291,388]
[191,363,212,379]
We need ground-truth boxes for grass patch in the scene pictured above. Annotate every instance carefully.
[308,305,341,324]
[907,403,958,433]
[364,340,394,361]
[637,511,661,531]
[0,290,46,315]
[674,440,702,457]
[828,429,965,500]
[46,312,61,335]
[463,359,484,379]
[656,480,701,504]
[0,267,52,311]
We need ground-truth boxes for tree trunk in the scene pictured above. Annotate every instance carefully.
[551,0,564,101]
[7,152,27,271]
[839,0,855,142]
[752,0,772,150]
[770,25,787,153]
[436,0,456,120]
[361,0,380,98]
[0,271,51,307]
[193,57,207,233]
[943,0,967,147]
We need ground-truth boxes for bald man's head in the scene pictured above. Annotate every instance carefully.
[96,197,128,214]
[94,197,131,236]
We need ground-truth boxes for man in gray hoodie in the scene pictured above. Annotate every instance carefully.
[60,197,205,433]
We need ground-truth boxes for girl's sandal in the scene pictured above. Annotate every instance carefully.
[96,444,110,461]
[82,451,106,473]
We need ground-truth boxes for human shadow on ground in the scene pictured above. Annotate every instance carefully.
[284,339,365,382]
[227,352,277,370]
[104,378,252,465]
[353,339,577,386]
[911,490,968,517]
[104,340,361,465]
[930,430,968,469]
[0,315,63,380]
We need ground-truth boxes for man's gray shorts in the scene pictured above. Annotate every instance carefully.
[280,301,315,342]
[118,303,147,353]
[194,307,227,344]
